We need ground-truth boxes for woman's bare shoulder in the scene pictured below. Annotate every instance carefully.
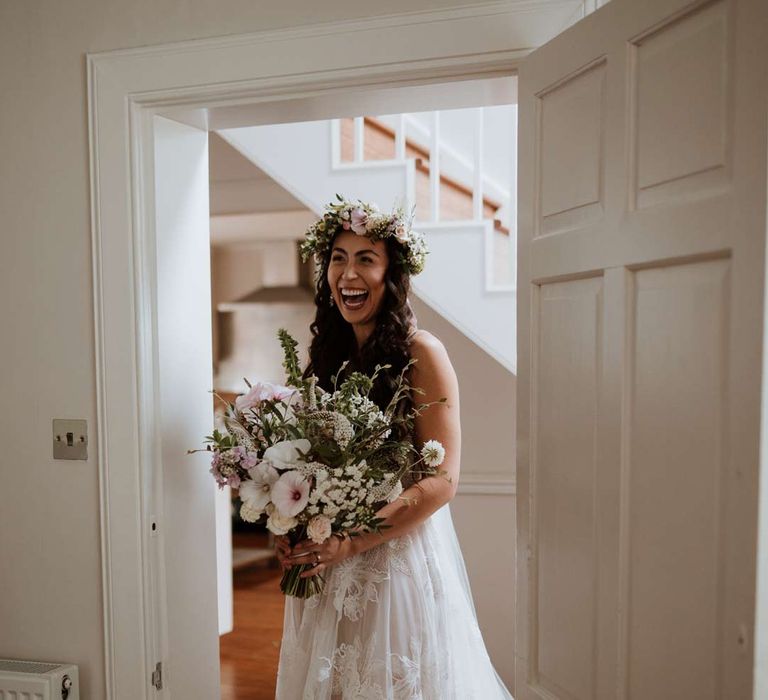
[408,329,460,426]
[409,329,446,357]
[411,328,443,349]
[408,329,454,381]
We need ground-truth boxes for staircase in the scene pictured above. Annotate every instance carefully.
[216,110,516,372]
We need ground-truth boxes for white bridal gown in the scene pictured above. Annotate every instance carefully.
[275,502,514,699]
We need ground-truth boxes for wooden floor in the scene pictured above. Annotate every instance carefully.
[220,534,285,700]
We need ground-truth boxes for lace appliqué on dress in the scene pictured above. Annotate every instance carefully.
[332,535,414,621]
[319,636,387,699]
[319,634,438,700]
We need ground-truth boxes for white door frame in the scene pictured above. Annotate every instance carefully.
[86,2,584,697]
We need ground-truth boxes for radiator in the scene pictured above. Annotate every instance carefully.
[0,659,79,700]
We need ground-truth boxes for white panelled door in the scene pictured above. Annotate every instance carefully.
[515,0,767,699]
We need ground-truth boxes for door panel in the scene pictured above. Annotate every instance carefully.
[626,258,728,699]
[532,276,603,700]
[516,0,767,698]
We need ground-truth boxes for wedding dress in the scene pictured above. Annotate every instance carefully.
[275,501,514,699]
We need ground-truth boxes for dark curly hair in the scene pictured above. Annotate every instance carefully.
[302,234,417,436]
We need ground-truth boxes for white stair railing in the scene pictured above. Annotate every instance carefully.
[395,114,406,160]
[473,108,484,221]
[338,110,502,226]
[429,111,441,222]
[353,116,364,163]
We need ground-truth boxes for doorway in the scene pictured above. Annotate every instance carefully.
[194,79,519,697]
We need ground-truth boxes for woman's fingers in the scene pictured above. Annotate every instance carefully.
[299,562,326,579]
[290,538,314,553]
[274,536,293,570]
[275,550,292,571]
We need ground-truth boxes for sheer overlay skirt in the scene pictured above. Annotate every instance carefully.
[276,504,514,699]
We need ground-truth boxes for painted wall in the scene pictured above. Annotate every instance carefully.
[411,296,516,687]
[0,2,518,696]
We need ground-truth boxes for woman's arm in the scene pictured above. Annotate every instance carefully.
[290,330,461,574]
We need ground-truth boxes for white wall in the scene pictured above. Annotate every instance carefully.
[0,1,513,696]
[451,494,516,689]
[214,301,316,393]
[211,241,299,304]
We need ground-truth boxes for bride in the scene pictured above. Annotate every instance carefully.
[273,197,513,699]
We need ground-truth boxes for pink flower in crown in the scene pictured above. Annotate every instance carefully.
[393,223,410,244]
[271,470,310,518]
[235,381,298,412]
[350,207,369,235]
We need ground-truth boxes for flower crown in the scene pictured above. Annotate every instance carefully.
[299,194,428,276]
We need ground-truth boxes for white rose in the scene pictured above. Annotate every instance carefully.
[240,502,263,523]
[266,509,298,535]
[307,515,333,544]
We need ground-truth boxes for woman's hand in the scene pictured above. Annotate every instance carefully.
[287,534,355,578]
[274,535,293,571]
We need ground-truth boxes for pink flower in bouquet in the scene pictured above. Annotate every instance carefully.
[350,207,369,235]
[235,381,297,412]
[307,515,333,544]
[231,445,259,469]
[210,451,242,489]
[271,470,310,517]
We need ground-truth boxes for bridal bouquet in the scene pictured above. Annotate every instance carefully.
[189,329,447,598]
